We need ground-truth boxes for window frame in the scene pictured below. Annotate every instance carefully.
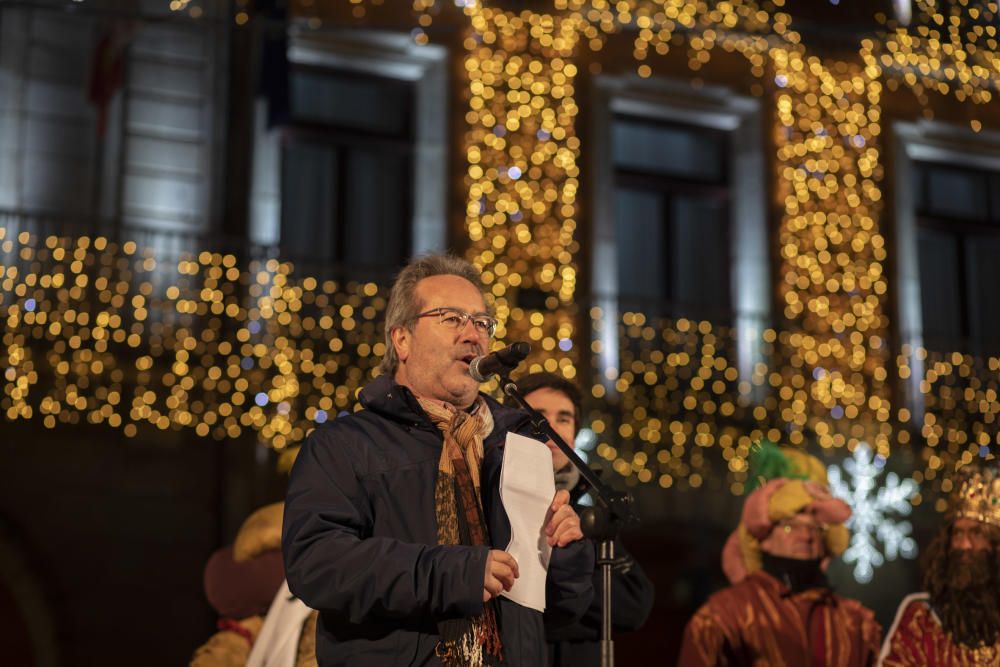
[610,112,733,318]
[892,120,1000,418]
[913,161,1000,353]
[277,64,417,275]
[247,26,448,274]
[589,75,767,391]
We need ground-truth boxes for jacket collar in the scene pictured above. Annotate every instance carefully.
[359,374,428,426]
[359,374,532,438]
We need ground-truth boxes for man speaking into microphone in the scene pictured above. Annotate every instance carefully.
[283,254,593,666]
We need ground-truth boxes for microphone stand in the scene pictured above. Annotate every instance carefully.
[498,373,639,667]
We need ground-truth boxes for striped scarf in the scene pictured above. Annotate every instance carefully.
[417,396,504,667]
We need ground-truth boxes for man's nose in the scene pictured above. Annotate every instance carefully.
[457,318,482,343]
[953,533,973,551]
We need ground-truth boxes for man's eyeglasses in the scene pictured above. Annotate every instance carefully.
[414,307,497,338]
[777,518,827,536]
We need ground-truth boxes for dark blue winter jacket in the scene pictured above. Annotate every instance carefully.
[282,374,595,665]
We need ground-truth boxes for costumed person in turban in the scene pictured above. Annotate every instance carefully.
[879,462,1000,666]
[678,443,882,667]
[190,500,318,667]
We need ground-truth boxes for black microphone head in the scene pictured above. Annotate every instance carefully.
[504,341,531,360]
[468,342,531,382]
[468,356,491,383]
[495,341,531,365]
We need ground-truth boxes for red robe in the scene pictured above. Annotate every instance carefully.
[678,570,881,667]
[879,593,1000,666]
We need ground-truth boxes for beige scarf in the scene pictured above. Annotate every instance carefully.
[417,397,503,666]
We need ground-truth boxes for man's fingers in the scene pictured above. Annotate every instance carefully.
[546,505,584,546]
[549,520,570,545]
[552,521,584,547]
[550,488,570,511]
[544,492,569,530]
[484,550,519,600]
[507,554,520,579]
[492,550,519,578]
[491,561,515,590]
[559,530,584,547]
[551,518,574,541]
[485,572,512,597]
[546,505,575,535]
[493,550,517,567]
[484,577,503,599]
[497,572,515,591]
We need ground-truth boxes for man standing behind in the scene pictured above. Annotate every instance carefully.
[282,255,593,666]
[514,372,654,666]
[879,464,999,666]
[678,445,881,667]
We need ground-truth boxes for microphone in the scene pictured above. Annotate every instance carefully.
[468,342,531,382]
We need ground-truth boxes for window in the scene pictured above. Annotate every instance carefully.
[914,161,1000,353]
[0,7,225,240]
[589,77,766,385]
[280,66,414,279]
[612,115,731,321]
[0,9,98,215]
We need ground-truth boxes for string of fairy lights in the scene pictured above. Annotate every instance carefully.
[2,222,991,505]
[869,0,998,112]
[1,230,386,450]
[771,50,893,455]
[461,8,583,381]
[3,0,999,502]
[0,225,996,502]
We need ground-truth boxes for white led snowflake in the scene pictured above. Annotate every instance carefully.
[827,443,919,584]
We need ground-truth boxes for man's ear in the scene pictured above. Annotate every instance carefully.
[391,326,411,363]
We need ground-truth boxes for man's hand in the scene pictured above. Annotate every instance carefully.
[483,549,519,602]
[545,489,584,547]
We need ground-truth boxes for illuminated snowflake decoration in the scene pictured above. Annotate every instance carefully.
[828,443,919,584]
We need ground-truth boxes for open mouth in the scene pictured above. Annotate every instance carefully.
[459,353,476,367]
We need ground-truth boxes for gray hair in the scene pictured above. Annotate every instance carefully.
[380,253,485,375]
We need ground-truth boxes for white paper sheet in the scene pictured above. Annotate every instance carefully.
[498,431,556,612]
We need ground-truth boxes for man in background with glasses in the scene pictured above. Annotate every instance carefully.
[678,444,881,666]
[283,253,593,666]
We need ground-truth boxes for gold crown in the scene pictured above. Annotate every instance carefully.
[952,467,1000,528]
